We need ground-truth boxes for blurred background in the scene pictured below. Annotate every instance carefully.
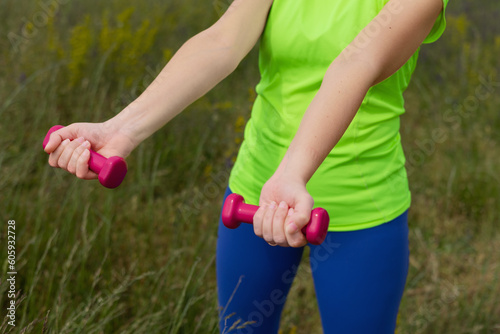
[0,0,498,333]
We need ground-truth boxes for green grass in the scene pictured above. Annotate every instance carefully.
[1,0,499,333]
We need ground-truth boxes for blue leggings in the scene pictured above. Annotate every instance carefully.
[216,188,409,334]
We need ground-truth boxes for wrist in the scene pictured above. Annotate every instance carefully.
[104,111,141,151]
[274,151,311,186]
[106,103,149,150]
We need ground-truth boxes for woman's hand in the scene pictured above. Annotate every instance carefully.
[44,121,136,180]
[253,172,314,248]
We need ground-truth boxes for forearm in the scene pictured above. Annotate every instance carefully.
[107,0,274,149]
[276,0,442,184]
[108,29,241,148]
[277,59,377,183]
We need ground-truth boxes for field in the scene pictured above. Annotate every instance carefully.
[0,0,499,333]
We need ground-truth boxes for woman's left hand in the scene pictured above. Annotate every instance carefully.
[253,173,314,248]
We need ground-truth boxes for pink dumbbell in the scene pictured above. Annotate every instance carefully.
[43,125,127,189]
[222,193,329,245]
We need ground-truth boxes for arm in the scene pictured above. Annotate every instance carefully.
[109,0,274,146]
[255,0,444,247]
[44,0,273,179]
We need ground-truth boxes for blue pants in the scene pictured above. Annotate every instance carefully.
[216,188,409,333]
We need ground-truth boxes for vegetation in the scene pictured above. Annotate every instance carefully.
[0,0,498,333]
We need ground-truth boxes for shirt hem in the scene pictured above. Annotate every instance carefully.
[327,197,411,232]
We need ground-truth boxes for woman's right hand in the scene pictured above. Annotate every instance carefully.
[43,121,137,180]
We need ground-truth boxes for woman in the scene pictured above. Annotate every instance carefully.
[45,0,448,332]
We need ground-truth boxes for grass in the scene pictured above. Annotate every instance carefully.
[0,0,499,333]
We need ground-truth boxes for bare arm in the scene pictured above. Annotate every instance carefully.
[45,0,273,179]
[110,0,274,147]
[280,0,443,184]
[255,0,444,247]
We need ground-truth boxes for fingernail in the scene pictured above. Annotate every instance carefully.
[269,201,277,209]
[76,137,85,143]
[279,201,287,209]
[81,140,90,148]
[62,139,70,145]
[287,222,298,233]
[287,208,294,216]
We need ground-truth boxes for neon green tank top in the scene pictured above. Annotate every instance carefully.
[229,0,448,231]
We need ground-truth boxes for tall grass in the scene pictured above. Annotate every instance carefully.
[1,0,499,333]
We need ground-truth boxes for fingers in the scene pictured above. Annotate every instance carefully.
[262,201,277,243]
[48,137,98,180]
[254,201,293,247]
[44,125,77,154]
[76,149,92,178]
[44,132,63,154]
[67,140,90,173]
[56,137,85,170]
[253,205,265,238]
[272,201,289,246]
[255,200,310,248]
[285,197,312,247]
[48,138,71,167]
[284,207,308,248]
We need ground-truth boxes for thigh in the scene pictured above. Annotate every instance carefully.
[309,211,409,334]
[217,188,304,334]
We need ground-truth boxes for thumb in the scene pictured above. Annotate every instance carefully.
[44,125,81,154]
[286,197,313,234]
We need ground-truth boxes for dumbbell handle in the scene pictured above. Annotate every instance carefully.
[43,125,127,189]
[222,193,329,245]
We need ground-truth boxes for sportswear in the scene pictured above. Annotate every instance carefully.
[217,187,410,333]
[228,0,448,231]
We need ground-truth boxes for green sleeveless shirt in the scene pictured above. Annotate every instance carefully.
[229,0,448,231]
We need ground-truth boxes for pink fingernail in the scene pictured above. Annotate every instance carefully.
[76,137,85,143]
[62,139,70,145]
[81,141,90,148]
[279,201,287,209]
[269,201,277,209]
[287,208,294,216]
